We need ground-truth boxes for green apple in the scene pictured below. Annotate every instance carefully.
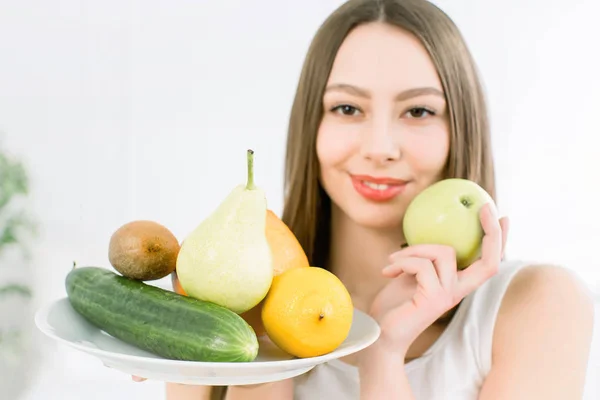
[402,178,497,269]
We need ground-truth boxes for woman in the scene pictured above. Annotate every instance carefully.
[142,0,595,398]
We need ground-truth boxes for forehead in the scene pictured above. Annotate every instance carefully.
[327,22,443,92]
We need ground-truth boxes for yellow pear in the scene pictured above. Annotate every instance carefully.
[176,149,273,314]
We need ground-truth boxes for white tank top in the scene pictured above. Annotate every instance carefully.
[293,259,528,400]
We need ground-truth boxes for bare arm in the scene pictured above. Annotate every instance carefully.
[224,380,294,399]
[479,265,595,399]
[165,383,213,400]
[165,380,293,400]
[358,343,416,400]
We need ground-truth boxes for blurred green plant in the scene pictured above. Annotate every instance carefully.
[0,143,37,360]
[0,147,37,261]
[0,139,40,400]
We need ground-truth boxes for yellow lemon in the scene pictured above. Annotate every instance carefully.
[261,266,353,358]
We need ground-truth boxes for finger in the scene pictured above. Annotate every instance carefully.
[390,257,442,294]
[499,216,509,258]
[382,256,433,278]
[457,203,502,297]
[132,376,147,382]
[477,203,503,267]
[390,244,457,290]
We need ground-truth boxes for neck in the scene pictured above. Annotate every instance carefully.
[326,205,405,313]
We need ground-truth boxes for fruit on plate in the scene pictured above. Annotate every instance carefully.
[240,210,310,336]
[176,149,273,314]
[108,220,180,281]
[264,210,310,276]
[261,267,353,358]
[171,270,187,296]
[402,178,497,269]
[66,266,259,362]
[172,210,310,336]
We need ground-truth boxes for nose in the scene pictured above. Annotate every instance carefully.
[360,120,401,164]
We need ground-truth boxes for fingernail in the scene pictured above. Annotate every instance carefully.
[382,265,392,273]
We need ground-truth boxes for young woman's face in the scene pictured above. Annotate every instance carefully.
[317,22,450,231]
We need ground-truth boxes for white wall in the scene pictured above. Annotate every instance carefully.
[0,0,598,399]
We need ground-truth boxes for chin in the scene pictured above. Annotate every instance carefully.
[344,203,405,231]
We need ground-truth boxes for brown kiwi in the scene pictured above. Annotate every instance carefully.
[108,220,180,281]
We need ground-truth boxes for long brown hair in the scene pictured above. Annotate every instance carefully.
[282,0,496,269]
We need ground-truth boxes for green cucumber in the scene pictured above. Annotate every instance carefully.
[65,266,259,362]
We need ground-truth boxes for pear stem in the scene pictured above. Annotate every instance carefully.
[246,149,255,190]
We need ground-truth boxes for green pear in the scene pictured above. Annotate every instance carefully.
[176,149,273,314]
[402,178,497,269]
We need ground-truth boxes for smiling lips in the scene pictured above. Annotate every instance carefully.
[350,174,409,202]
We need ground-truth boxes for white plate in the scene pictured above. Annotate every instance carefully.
[35,297,381,386]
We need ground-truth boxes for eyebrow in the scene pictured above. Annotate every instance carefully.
[324,83,445,102]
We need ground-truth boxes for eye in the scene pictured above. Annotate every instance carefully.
[331,104,362,117]
[405,107,435,119]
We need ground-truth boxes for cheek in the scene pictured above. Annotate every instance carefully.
[316,120,359,170]
[405,129,449,179]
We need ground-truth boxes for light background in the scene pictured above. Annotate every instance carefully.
[0,0,598,398]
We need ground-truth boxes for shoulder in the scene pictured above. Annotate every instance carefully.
[481,263,596,397]
[496,263,594,328]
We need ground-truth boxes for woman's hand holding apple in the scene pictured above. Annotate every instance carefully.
[366,203,509,358]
